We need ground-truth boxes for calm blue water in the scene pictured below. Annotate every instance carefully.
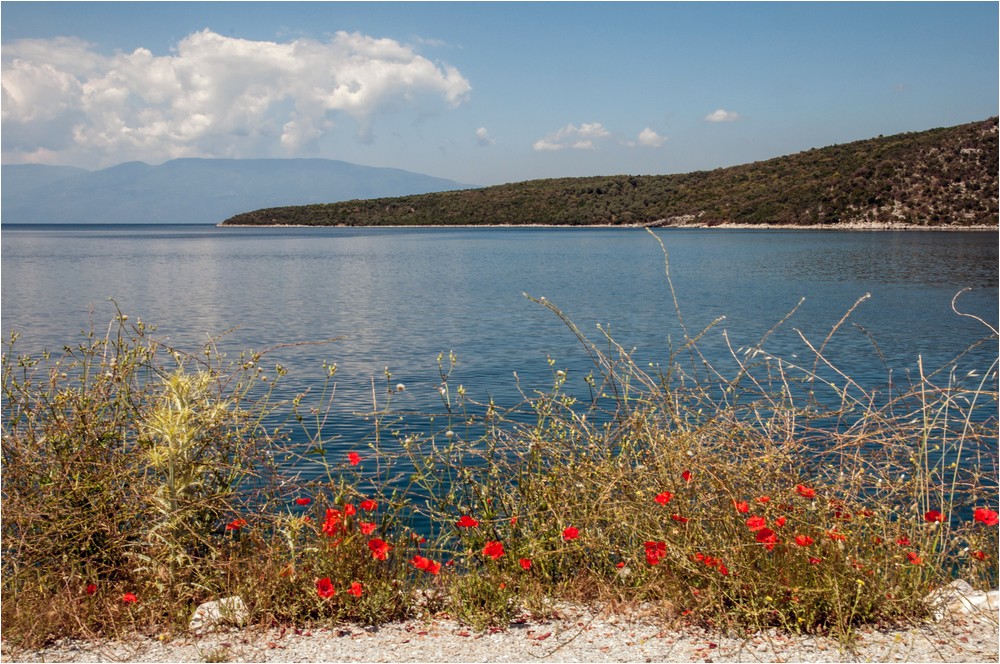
[2,224,997,472]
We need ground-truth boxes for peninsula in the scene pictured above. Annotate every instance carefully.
[221,118,998,229]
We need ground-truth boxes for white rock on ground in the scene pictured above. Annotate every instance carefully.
[188,596,249,634]
[926,580,1000,620]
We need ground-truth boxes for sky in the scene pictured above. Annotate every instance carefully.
[2,2,997,187]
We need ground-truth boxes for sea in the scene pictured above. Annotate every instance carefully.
[2,224,997,480]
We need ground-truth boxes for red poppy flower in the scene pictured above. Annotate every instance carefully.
[655,491,674,506]
[644,541,667,565]
[923,510,944,523]
[826,529,846,542]
[681,470,692,482]
[225,518,247,531]
[694,552,705,562]
[718,563,729,576]
[755,528,778,551]
[808,557,822,565]
[360,499,378,511]
[703,556,718,568]
[316,577,335,598]
[368,538,392,560]
[348,451,361,466]
[295,497,311,506]
[734,500,750,514]
[411,555,441,574]
[456,515,479,528]
[794,534,814,547]
[972,550,987,561]
[322,508,342,537]
[359,521,377,535]
[671,514,689,523]
[774,516,787,528]
[85,583,97,595]
[974,508,999,526]
[519,558,532,570]
[482,541,504,560]
[795,484,816,499]
[122,592,138,603]
[756,496,771,504]
[344,503,356,516]
[895,535,911,547]
[906,551,923,565]
[347,581,363,597]
[615,561,626,568]
[511,516,519,526]
[746,516,767,532]
[563,526,579,541]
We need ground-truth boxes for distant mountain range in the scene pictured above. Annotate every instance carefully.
[1,159,470,224]
[223,118,999,229]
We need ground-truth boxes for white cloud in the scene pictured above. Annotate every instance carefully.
[1,29,472,165]
[636,127,666,148]
[532,122,610,151]
[704,108,740,123]
[475,127,495,146]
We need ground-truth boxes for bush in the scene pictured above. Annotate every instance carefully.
[3,265,997,648]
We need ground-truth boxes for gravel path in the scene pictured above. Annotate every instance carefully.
[5,606,998,663]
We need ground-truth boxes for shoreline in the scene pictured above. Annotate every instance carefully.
[217,221,999,231]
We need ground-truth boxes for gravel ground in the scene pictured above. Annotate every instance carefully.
[4,605,998,663]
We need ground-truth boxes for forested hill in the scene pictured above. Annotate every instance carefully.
[222,118,999,228]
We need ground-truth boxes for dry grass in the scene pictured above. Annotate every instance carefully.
[3,262,997,648]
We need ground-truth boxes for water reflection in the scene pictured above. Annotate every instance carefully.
[3,225,996,477]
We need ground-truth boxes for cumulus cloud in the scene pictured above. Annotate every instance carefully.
[475,127,495,146]
[1,30,472,165]
[704,109,740,123]
[532,122,610,151]
[636,127,666,148]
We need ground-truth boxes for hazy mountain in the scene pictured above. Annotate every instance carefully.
[1,158,471,224]
[1,164,90,196]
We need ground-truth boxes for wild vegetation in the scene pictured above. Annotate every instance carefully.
[2,244,998,652]
[222,118,998,228]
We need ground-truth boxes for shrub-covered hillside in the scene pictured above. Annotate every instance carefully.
[222,118,998,228]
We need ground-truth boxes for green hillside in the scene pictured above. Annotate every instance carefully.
[222,118,998,228]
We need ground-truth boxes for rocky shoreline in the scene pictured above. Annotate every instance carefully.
[5,609,998,663]
[218,221,998,231]
[6,591,998,664]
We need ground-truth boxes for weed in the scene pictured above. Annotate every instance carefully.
[2,258,996,647]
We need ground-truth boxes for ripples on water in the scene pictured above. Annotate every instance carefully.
[3,225,997,481]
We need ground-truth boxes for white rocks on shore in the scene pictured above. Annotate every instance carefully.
[7,608,998,663]
[926,580,1000,621]
[8,583,998,663]
[188,596,249,635]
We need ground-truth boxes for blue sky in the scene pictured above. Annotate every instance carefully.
[2,2,997,186]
